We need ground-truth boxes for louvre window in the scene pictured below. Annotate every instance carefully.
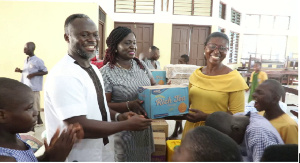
[173,0,212,16]
[219,2,226,19]
[231,8,241,25]
[229,31,239,64]
[115,0,155,14]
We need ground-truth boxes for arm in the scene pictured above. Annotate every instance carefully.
[15,67,22,73]
[27,71,48,79]
[228,90,245,114]
[64,114,151,139]
[106,92,147,116]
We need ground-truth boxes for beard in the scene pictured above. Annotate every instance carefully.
[76,49,96,60]
[74,43,96,60]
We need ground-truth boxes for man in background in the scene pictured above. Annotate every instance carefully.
[15,42,48,126]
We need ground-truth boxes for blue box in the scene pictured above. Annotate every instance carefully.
[138,85,189,119]
[151,70,167,85]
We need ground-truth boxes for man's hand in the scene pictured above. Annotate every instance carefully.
[184,108,208,123]
[27,74,35,79]
[43,123,84,161]
[15,67,22,73]
[118,111,140,121]
[128,100,147,116]
[124,115,152,131]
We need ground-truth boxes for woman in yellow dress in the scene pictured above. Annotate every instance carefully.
[182,32,248,138]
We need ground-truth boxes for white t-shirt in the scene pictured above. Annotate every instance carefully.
[44,55,111,162]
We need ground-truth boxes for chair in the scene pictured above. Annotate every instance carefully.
[281,85,298,118]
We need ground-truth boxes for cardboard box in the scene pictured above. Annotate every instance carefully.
[151,70,167,85]
[167,140,181,162]
[151,132,166,162]
[168,78,189,86]
[164,64,200,79]
[152,119,169,138]
[138,85,189,119]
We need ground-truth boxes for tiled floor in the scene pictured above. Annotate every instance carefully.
[32,89,298,143]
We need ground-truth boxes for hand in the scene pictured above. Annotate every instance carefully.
[27,74,35,79]
[44,124,83,161]
[183,108,208,123]
[167,80,172,85]
[245,88,249,92]
[118,111,140,121]
[128,100,147,116]
[125,114,152,131]
[15,67,22,73]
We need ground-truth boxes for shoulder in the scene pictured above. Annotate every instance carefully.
[222,65,233,74]
[0,155,17,162]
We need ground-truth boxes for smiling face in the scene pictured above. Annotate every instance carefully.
[204,37,228,65]
[252,83,274,112]
[66,18,99,60]
[117,33,137,60]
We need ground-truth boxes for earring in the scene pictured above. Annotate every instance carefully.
[115,50,117,53]
[204,52,206,56]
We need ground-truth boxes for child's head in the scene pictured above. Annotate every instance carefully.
[252,79,284,112]
[0,77,38,133]
[205,111,249,144]
[149,46,160,60]
[254,62,262,72]
[172,126,242,162]
[178,54,189,64]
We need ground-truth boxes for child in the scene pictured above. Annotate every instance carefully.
[248,62,268,102]
[178,54,189,64]
[172,126,242,162]
[0,77,83,162]
[144,46,161,69]
[253,79,298,144]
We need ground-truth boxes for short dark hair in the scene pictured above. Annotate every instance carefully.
[180,54,189,62]
[260,144,298,162]
[262,79,285,100]
[27,42,35,51]
[64,14,90,34]
[255,62,262,66]
[150,46,159,51]
[204,32,229,46]
[0,77,31,109]
[186,126,242,162]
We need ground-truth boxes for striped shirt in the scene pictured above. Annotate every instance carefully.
[0,134,37,162]
[100,59,155,162]
[144,58,161,70]
[241,112,284,162]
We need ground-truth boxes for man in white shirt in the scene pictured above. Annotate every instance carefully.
[44,13,152,162]
[15,42,48,126]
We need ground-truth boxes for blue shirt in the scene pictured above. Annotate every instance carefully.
[0,134,38,162]
[241,112,284,162]
[21,55,47,91]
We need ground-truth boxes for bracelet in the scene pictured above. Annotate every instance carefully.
[126,101,130,111]
[115,113,120,122]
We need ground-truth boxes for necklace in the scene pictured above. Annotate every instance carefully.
[116,60,132,70]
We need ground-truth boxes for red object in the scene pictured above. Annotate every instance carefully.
[90,56,104,69]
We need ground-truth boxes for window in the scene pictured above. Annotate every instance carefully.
[245,14,290,30]
[229,31,239,64]
[231,8,241,25]
[115,0,155,14]
[173,0,212,16]
[242,35,287,60]
[219,2,226,19]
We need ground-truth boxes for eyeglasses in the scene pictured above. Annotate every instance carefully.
[206,43,228,52]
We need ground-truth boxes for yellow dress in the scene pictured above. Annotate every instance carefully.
[182,67,248,138]
[258,111,298,144]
